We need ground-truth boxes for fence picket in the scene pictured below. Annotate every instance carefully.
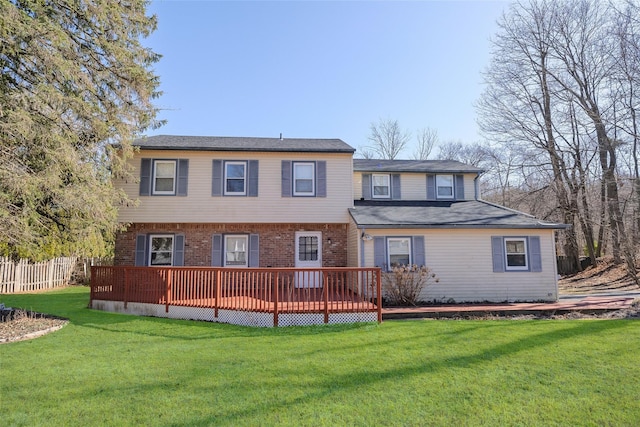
[0,256,77,293]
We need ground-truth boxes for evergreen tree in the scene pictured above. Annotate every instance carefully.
[0,0,161,260]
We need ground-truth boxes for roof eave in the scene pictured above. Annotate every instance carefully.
[352,223,570,230]
[135,145,356,154]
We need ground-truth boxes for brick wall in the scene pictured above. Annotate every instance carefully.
[115,223,349,267]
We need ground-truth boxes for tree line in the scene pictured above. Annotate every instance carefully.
[363,0,640,281]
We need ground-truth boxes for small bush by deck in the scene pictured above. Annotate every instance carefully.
[1,287,639,426]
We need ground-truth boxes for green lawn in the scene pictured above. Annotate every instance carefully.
[1,287,639,427]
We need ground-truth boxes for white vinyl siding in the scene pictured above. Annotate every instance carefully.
[118,151,353,224]
[361,228,558,303]
[353,172,476,201]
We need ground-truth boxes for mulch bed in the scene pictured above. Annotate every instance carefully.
[0,309,68,344]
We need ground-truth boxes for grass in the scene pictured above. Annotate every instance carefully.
[1,287,639,426]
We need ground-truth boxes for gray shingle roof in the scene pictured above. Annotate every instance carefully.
[349,200,568,229]
[134,135,355,153]
[353,159,484,173]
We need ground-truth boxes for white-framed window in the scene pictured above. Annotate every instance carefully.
[436,175,454,199]
[293,162,315,196]
[149,234,174,266]
[224,161,247,195]
[505,238,528,270]
[224,235,248,267]
[153,160,176,195]
[387,237,411,268]
[372,174,390,198]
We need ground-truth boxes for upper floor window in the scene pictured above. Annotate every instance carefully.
[140,158,188,197]
[372,174,390,198]
[293,162,315,196]
[149,234,174,266]
[436,175,454,199]
[153,160,176,195]
[281,160,326,198]
[224,161,247,195]
[212,160,258,197]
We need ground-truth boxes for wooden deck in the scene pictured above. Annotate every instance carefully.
[91,266,382,326]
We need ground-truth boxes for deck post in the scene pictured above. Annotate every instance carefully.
[166,269,172,313]
[323,273,329,324]
[273,271,279,327]
[376,269,382,323]
[124,268,129,310]
[215,269,221,318]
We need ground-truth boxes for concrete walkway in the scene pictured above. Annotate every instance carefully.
[382,293,638,320]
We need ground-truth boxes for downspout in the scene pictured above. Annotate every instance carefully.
[360,227,366,267]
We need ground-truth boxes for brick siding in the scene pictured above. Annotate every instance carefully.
[115,223,348,267]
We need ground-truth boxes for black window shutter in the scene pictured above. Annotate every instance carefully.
[362,174,372,200]
[177,160,189,196]
[413,236,425,266]
[455,175,464,200]
[212,160,223,196]
[529,236,542,272]
[249,234,260,267]
[373,236,386,270]
[248,160,259,197]
[391,174,401,200]
[281,161,292,197]
[426,175,436,200]
[139,159,152,196]
[491,236,505,273]
[211,234,223,266]
[174,235,185,266]
[135,235,148,266]
[316,161,327,197]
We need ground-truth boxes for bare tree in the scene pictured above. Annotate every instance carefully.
[413,127,438,160]
[366,118,412,160]
[479,0,640,283]
[436,141,490,168]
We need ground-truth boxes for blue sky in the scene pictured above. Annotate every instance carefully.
[146,0,508,156]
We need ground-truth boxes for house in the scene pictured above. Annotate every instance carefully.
[349,159,567,303]
[113,135,567,304]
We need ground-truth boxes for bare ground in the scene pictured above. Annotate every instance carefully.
[558,256,640,294]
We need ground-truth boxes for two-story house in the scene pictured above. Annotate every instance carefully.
[114,135,567,303]
[349,159,567,302]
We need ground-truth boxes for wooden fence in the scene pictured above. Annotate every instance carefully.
[0,257,77,294]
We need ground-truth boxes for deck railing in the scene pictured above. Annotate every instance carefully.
[90,266,382,326]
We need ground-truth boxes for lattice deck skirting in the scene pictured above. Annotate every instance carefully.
[91,300,378,327]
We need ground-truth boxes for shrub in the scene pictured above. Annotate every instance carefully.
[382,264,439,306]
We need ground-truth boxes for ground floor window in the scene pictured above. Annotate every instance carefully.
[225,235,248,267]
[149,235,174,266]
[387,237,411,267]
[505,238,528,270]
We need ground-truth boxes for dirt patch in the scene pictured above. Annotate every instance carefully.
[558,256,640,294]
[0,309,68,343]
